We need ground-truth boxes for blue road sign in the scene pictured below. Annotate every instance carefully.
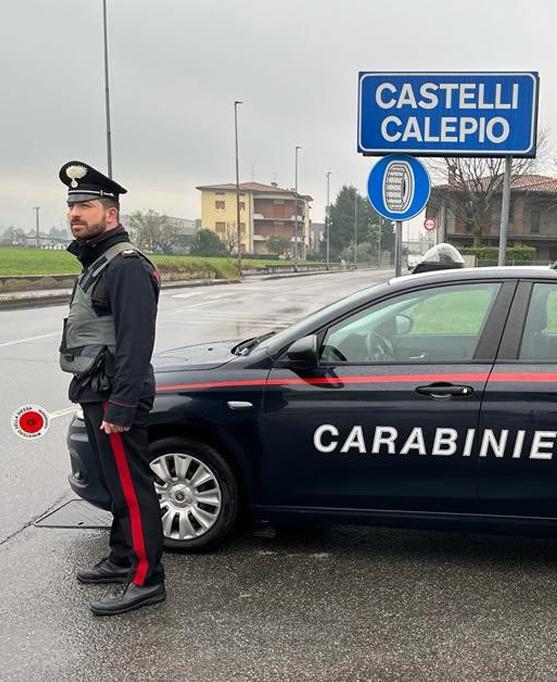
[358,72,539,157]
[367,154,431,221]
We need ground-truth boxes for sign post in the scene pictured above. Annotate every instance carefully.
[394,222,403,277]
[498,156,513,266]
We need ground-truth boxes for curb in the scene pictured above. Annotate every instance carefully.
[0,277,242,310]
[0,268,389,311]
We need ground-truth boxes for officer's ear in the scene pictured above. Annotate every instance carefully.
[100,198,120,223]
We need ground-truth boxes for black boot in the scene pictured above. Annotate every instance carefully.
[90,582,166,616]
[77,557,130,585]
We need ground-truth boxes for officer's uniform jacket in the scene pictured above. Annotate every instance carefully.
[62,225,161,425]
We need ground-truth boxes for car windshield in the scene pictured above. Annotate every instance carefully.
[259,281,388,353]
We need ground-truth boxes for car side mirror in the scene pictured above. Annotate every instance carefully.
[286,335,318,367]
[395,314,413,335]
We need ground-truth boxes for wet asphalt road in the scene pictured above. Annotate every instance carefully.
[3,268,557,680]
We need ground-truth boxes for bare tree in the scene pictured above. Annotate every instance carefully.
[128,210,179,253]
[428,130,552,246]
[221,222,239,255]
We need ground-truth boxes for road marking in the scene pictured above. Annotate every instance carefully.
[48,406,79,419]
[167,291,212,300]
[0,332,60,349]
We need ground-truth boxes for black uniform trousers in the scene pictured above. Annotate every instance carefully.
[81,395,164,587]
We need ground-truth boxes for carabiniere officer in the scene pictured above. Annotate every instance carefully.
[58,160,166,616]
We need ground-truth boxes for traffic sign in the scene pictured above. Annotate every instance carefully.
[358,72,539,157]
[367,154,431,221]
[424,217,437,231]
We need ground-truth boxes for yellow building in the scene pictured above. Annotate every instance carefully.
[196,182,312,256]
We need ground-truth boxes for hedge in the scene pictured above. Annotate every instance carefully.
[460,244,536,262]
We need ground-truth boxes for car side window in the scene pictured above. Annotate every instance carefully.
[320,282,501,364]
[519,283,557,361]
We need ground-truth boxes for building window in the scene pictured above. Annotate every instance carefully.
[215,222,226,233]
[215,201,225,210]
[239,202,245,211]
[215,191,225,196]
[531,209,541,234]
[240,222,246,235]
[273,199,285,205]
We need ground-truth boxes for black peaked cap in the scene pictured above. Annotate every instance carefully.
[59,160,127,204]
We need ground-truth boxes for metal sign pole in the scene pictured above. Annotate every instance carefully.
[354,191,358,269]
[326,171,331,270]
[498,156,513,267]
[395,221,402,276]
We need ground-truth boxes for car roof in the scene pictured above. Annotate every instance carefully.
[390,266,557,287]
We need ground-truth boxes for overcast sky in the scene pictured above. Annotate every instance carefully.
[1,0,556,233]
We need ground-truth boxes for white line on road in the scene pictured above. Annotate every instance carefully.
[48,406,79,419]
[0,332,60,349]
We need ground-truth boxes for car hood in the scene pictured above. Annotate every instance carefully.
[153,339,240,372]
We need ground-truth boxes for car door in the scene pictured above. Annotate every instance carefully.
[258,279,515,513]
[479,279,557,516]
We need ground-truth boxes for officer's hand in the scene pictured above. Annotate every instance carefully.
[100,420,131,434]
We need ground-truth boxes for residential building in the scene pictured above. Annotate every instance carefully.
[426,174,557,261]
[196,181,312,256]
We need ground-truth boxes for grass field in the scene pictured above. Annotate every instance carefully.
[0,248,321,279]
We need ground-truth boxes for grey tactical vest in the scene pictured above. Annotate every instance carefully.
[59,241,155,377]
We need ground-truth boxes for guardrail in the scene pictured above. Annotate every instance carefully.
[242,263,344,276]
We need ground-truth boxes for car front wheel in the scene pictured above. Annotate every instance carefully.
[149,437,240,552]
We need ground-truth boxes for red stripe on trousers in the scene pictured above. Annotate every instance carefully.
[103,404,148,586]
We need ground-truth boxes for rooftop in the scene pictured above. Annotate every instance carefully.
[434,173,557,194]
[196,181,313,201]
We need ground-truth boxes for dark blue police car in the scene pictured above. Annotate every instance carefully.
[68,267,557,551]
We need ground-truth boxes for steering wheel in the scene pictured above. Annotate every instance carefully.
[321,344,348,362]
[365,330,394,362]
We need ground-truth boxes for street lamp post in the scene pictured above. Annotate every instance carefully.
[326,171,331,269]
[102,0,112,177]
[33,206,40,249]
[293,146,302,268]
[353,189,358,269]
[234,100,243,272]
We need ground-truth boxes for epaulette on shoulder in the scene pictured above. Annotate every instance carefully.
[119,249,140,258]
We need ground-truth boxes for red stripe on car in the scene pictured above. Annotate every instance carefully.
[155,372,492,393]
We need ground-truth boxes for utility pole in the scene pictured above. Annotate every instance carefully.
[33,206,40,249]
[498,156,513,266]
[326,171,331,270]
[102,0,112,177]
[293,145,302,269]
[234,100,243,272]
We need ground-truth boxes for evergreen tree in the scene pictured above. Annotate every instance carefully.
[189,229,227,256]
[328,185,384,258]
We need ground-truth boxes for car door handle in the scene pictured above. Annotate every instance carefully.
[416,383,474,399]
[227,401,254,410]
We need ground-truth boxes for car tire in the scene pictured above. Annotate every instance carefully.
[148,437,240,552]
